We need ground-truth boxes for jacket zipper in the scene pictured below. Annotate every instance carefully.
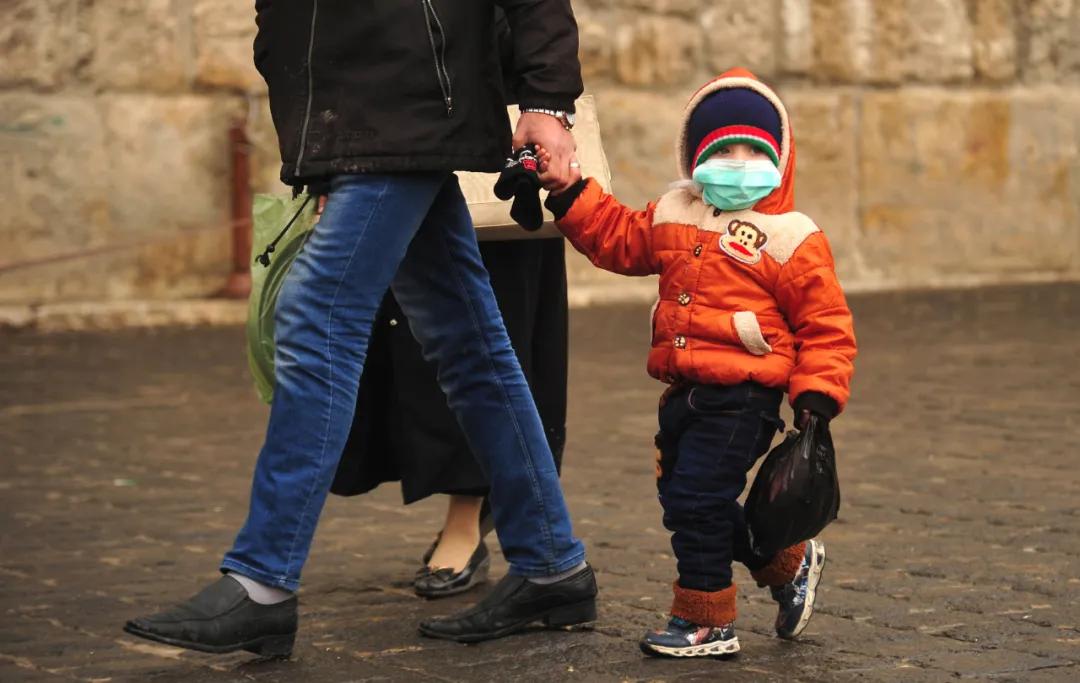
[422,0,453,117]
[294,0,319,177]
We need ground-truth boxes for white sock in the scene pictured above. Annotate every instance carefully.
[527,561,588,585]
[227,572,294,605]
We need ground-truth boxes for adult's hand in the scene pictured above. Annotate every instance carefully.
[513,112,577,194]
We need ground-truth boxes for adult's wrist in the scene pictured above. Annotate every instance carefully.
[518,97,577,115]
[519,106,575,130]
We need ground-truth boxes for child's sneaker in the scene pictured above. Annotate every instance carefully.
[639,616,740,657]
[770,538,826,639]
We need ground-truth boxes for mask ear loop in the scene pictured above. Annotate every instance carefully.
[255,194,314,267]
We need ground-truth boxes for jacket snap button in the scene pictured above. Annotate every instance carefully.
[693,244,703,257]
[389,318,399,327]
[674,335,687,349]
[678,293,691,306]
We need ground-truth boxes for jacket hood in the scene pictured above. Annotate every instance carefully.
[675,68,795,214]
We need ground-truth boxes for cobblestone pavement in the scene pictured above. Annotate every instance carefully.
[2,283,1079,682]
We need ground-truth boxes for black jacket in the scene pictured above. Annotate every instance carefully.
[253,0,582,185]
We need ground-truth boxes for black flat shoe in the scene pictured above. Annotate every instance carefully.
[418,564,598,643]
[414,540,490,598]
[418,506,493,568]
[123,575,297,657]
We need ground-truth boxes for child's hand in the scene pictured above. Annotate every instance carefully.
[535,145,582,195]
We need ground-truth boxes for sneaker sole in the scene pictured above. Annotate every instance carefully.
[779,539,826,640]
[640,636,741,658]
[417,597,597,643]
[122,622,295,658]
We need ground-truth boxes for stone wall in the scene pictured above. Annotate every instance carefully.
[1,1,1078,306]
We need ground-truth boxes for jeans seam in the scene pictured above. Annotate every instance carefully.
[281,177,391,582]
[433,223,557,568]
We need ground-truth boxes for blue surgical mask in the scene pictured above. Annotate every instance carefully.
[691,158,782,211]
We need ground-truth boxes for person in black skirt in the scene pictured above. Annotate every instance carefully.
[330,236,569,598]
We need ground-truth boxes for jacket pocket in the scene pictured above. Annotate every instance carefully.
[730,311,772,356]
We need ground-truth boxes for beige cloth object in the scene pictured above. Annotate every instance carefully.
[460,95,612,241]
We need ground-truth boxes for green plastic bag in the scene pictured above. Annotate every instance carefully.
[246,193,318,403]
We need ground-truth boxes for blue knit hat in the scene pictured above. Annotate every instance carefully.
[685,88,783,170]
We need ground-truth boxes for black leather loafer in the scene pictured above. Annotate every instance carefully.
[414,540,490,598]
[123,575,297,657]
[418,564,598,643]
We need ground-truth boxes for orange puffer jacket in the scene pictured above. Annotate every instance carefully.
[549,69,857,413]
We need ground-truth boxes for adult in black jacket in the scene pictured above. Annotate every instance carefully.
[254,0,582,182]
[124,0,596,657]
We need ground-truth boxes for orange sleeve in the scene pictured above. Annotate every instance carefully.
[774,231,857,413]
[554,178,661,276]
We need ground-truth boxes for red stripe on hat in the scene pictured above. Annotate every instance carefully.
[693,126,780,164]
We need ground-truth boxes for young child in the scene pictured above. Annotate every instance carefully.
[538,68,857,657]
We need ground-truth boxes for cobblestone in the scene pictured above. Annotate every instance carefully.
[1,283,1079,681]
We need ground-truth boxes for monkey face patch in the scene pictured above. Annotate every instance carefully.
[719,219,768,265]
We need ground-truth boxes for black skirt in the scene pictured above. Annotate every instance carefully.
[330,238,568,503]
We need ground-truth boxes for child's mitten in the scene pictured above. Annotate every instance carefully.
[794,391,839,430]
[494,144,544,231]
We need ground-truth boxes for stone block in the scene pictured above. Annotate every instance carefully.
[900,0,974,82]
[0,95,110,267]
[812,0,876,82]
[577,9,614,81]
[193,1,265,92]
[701,0,779,79]
[809,0,874,83]
[0,228,232,303]
[779,0,814,76]
[0,94,241,303]
[100,94,241,242]
[857,89,1080,285]
[1019,0,1080,83]
[612,15,702,87]
[590,87,686,207]
[971,0,1018,82]
[809,0,973,84]
[781,89,861,282]
[85,0,189,92]
[603,0,705,16]
[246,97,289,195]
[0,0,89,89]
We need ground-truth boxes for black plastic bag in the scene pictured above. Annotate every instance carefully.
[745,414,840,557]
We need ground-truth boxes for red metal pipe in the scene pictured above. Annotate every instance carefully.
[217,119,253,299]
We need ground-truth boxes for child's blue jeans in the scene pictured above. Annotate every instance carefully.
[655,382,785,592]
[222,172,586,590]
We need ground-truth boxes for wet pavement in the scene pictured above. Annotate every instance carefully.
[2,283,1079,682]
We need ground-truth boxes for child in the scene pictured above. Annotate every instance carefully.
[538,68,857,657]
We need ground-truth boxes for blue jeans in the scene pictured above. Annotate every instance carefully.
[655,383,784,592]
[222,173,586,590]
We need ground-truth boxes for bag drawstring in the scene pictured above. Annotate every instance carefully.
[255,194,313,267]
